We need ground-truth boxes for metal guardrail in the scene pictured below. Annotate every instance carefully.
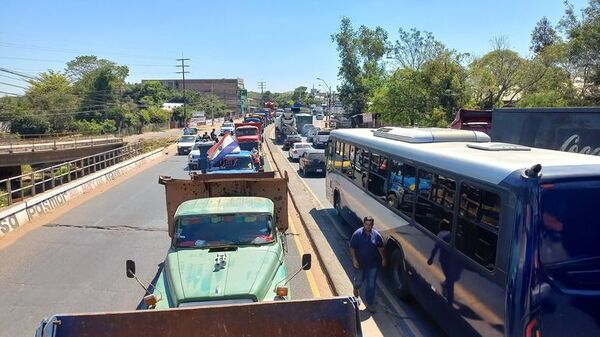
[0,144,143,208]
[0,135,123,154]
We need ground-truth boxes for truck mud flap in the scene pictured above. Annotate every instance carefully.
[36,296,361,337]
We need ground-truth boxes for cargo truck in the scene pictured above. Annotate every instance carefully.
[34,172,362,337]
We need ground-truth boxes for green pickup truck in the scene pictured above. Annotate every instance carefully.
[128,172,306,309]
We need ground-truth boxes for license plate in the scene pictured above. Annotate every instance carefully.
[316,169,323,172]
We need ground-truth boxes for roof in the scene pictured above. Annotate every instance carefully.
[175,197,274,217]
[331,128,600,184]
[224,150,252,157]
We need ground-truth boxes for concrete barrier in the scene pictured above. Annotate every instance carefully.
[0,147,166,237]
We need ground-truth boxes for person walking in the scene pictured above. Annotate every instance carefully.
[350,216,386,313]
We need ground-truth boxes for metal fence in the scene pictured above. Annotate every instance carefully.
[0,135,123,154]
[0,144,143,208]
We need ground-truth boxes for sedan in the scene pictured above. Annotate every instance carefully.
[288,143,313,161]
[299,149,326,176]
[282,134,302,151]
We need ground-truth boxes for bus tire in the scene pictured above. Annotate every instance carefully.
[390,248,410,300]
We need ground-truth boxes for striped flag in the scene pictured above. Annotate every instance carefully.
[207,132,240,165]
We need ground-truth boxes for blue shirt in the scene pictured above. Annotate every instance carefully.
[350,227,384,269]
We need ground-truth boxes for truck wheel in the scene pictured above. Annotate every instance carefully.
[389,248,410,300]
[386,193,397,209]
[334,191,342,216]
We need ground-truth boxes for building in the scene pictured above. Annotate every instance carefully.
[143,78,247,117]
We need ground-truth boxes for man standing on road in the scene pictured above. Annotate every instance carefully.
[350,216,386,313]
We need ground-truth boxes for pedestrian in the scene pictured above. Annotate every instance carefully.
[210,129,218,141]
[350,216,386,313]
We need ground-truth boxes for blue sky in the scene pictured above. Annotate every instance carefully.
[0,0,590,95]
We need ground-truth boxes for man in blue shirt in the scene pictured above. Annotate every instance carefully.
[350,216,386,313]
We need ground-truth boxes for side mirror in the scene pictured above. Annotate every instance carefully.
[126,260,136,278]
[301,253,312,270]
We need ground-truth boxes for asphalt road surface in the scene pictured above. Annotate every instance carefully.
[0,149,313,337]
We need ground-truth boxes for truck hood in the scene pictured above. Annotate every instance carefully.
[165,245,282,305]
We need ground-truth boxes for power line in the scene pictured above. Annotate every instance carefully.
[0,90,19,96]
[176,55,190,117]
[0,73,30,83]
[0,81,29,89]
[0,67,37,80]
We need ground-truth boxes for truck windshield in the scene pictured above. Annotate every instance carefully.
[209,156,254,171]
[180,136,196,142]
[236,128,257,136]
[174,213,273,248]
[239,142,259,151]
[540,180,600,265]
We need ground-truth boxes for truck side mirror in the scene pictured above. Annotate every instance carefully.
[126,260,136,278]
[302,254,312,270]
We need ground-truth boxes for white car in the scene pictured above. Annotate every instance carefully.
[288,142,313,160]
[177,135,197,155]
[219,122,235,136]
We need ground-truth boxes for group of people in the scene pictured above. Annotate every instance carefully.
[200,128,218,142]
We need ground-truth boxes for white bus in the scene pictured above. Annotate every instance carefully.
[326,127,600,337]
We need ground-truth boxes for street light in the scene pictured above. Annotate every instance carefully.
[316,77,332,127]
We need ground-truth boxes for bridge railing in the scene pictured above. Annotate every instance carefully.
[0,135,123,154]
[0,143,143,208]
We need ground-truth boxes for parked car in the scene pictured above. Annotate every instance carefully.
[282,134,302,151]
[301,124,316,137]
[288,142,313,161]
[299,149,326,176]
[187,140,214,170]
[177,135,197,155]
[306,127,319,143]
[312,129,331,148]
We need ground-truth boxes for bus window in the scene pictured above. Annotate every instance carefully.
[342,144,353,176]
[326,141,334,170]
[388,159,417,218]
[415,170,455,236]
[367,153,389,198]
[457,183,500,270]
[353,147,369,189]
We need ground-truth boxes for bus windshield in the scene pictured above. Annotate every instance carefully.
[540,180,600,265]
[174,213,273,248]
[236,128,258,136]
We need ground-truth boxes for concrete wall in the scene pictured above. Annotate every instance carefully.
[0,147,166,238]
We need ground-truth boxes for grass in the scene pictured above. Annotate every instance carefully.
[138,137,178,153]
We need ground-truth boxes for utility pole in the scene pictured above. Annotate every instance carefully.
[176,55,190,127]
[258,81,266,95]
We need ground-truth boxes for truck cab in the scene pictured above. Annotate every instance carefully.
[207,151,257,174]
[152,196,287,308]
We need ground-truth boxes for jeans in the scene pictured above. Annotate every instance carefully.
[353,267,378,306]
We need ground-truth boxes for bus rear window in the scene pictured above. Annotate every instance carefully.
[540,180,600,265]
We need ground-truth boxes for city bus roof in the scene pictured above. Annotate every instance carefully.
[331,128,600,184]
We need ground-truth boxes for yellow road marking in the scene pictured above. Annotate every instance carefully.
[264,129,321,298]
[288,214,321,298]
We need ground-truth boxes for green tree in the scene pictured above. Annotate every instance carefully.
[392,28,445,70]
[10,114,51,135]
[291,86,308,103]
[332,17,388,115]
[25,71,78,132]
[531,17,560,53]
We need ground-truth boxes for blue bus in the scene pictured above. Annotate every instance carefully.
[326,127,600,337]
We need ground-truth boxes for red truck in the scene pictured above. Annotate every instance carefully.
[234,123,264,169]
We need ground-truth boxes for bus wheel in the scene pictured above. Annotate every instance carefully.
[390,248,410,300]
[386,193,397,208]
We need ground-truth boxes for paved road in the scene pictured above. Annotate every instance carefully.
[273,117,446,337]
[0,149,313,337]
